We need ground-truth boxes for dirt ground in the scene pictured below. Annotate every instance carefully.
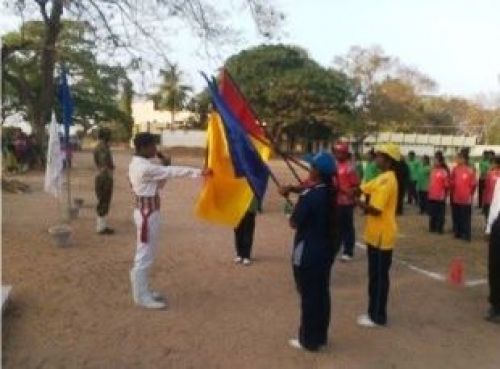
[2,150,499,369]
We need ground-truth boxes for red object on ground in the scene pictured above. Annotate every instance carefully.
[448,257,464,286]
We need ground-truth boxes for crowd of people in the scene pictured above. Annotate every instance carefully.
[2,129,43,173]
[91,128,500,353]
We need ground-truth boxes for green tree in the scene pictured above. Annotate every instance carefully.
[2,21,133,139]
[152,65,192,127]
[223,44,355,143]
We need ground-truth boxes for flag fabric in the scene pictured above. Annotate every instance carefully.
[219,69,267,141]
[203,75,270,203]
[44,113,64,197]
[195,112,256,227]
[219,69,272,167]
[57,68,74,143]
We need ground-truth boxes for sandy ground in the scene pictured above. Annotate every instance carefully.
[2,150,499,369]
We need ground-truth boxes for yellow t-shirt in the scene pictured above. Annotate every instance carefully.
[360,170,398,249]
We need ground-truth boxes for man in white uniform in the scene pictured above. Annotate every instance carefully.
[129,133,204,309]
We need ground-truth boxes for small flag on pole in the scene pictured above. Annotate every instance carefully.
[44,113,64,197]
[57,68,74,144]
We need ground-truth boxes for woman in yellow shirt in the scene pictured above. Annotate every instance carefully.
[355,143,400,327]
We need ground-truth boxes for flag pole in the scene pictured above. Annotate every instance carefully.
[65,152,72,221]
[222,70,309,182]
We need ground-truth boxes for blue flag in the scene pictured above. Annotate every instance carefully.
[203,74,269,203]
[57,68,74,144]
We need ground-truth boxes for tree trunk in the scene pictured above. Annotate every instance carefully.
[34,0,64,144]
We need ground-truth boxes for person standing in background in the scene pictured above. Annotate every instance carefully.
[333,142,360,262]
[450,150,477,241]
[417,155,431,214]
[396,156,410,215]
[485,176,500,324]
[428,152,450,234]
[363,149,381,206]
[234,197,258,266]
[354,152,364,182]
[478,150,492,209]
[483,155,500,219]
[407,151,420,206]
[94,128,115,235]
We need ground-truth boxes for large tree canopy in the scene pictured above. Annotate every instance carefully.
[223,44,356,140]
[2,20,133,138]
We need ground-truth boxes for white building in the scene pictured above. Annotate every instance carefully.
[132,99,198,134]
[357,132,479,157]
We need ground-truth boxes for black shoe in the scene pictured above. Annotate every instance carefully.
[485,307,500,324]
[98,227,115,235]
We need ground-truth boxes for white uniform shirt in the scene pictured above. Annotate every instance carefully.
[128,156,201,197]
[486,178,500,235]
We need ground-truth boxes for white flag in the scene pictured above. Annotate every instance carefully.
[44,113,64,197]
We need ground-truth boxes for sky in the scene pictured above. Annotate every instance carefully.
[1,0,500,100]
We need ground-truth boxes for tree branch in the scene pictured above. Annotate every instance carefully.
[34,0,49,24]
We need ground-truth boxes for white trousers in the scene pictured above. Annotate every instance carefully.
[132,209,162,273]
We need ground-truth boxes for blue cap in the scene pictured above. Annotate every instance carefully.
[309,151,336,176]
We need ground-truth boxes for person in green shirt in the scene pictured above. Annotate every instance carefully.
[478,150,493,209]
[363,149,380,183]
[363,149,381,207]
[407,151,421,206]
[417,155,431,214]
[354,152,364,181]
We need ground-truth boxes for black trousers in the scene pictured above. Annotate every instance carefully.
[397,186,406,215]
[428,200,445,233]
[367,245,393,325]
[293,263,331,351]
[234,211,256,259]
[483,204,491,219]
[478,178,486,208]
[407,181,418,205]
[451,204,472,241]
[338,205,355,257]
[489,217,500,311]
[418,191,428,214]
[95,171,113,217]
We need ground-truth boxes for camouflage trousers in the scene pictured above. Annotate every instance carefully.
[95,171,113,216]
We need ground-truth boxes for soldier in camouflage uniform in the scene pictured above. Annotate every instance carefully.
[94,128,115,235]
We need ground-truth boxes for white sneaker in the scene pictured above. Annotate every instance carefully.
[288,338,303,350]
[242,258,252,266]
[341,254,353,262]
[357,314,379,328]
[234,257,243,264]
[138,297,167,310]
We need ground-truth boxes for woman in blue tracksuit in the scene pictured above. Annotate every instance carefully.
[288,152,337,351]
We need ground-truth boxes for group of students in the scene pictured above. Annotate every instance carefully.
[91,129,500,353]
[402,149,500,241]
[2,129,43,173]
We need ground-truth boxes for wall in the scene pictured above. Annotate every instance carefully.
[160,130,206,148]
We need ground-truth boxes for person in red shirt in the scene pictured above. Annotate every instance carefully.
[428,151,450,234]
[333,142,360,261]
[483,155,500,219]
[450,150,477,241]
